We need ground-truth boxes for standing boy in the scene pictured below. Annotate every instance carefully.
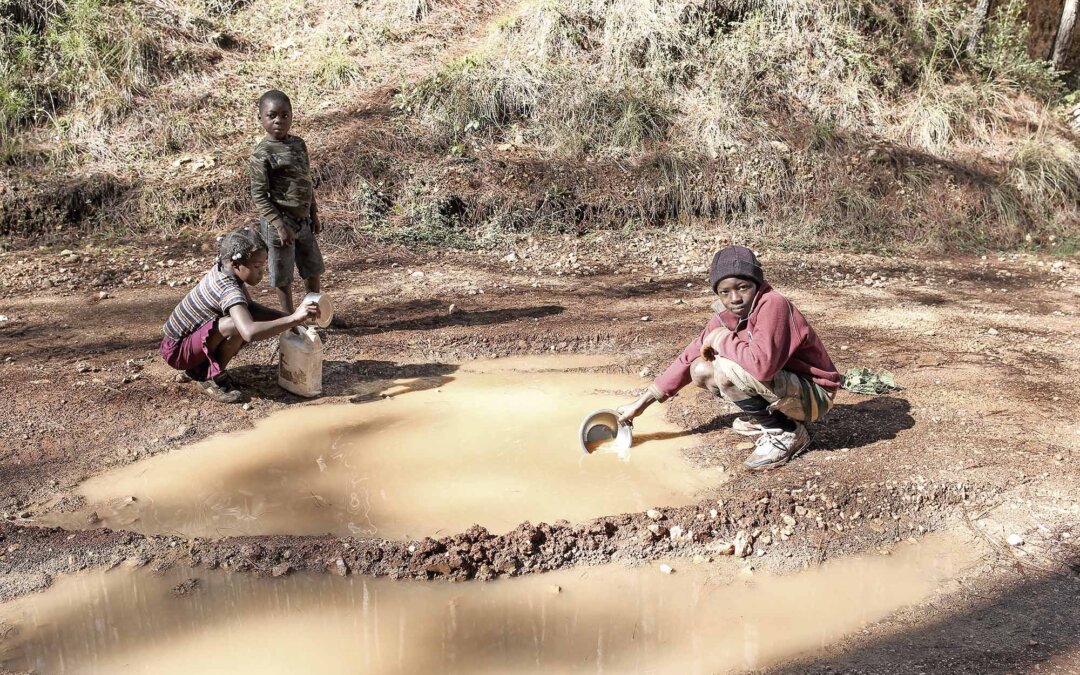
[618,246,840,470]
[250,89,324,314]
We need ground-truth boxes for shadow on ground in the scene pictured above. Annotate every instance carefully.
[227,360,459,403]
[765,558,1080,674]
[338,301,565,335]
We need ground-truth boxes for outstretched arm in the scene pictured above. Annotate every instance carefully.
[223,299,317,343]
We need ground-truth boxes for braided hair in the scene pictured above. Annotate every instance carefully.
[217,227,267,269]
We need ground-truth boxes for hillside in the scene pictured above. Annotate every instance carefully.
[1,0,1079,252]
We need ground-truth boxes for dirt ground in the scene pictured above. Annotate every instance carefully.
[0,232,1078,673]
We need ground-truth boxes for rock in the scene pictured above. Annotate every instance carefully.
[782,514,796,526]
[0,315,8,322]
[706,541,735,556]
[76,362,92,373]
[1006,534,1024,547]
[734,530,753,558]
[448,303,458,315]
[410,271,425,278]
[331,558,348,576]
[646,509,663,520]
[640,316,650,322]
[271,563,291,577]
[502,252,519,263]
[639,367,651,378]
[85,511,100,525]
[735,441,755,451]
[659,563,674,574]
[547,585,562,595]
[987,328,999,336]
[60,249,73,256]
[668,525,684,540]
[97,291,110,300]
[174,372,191,383]
[242,403,253,411]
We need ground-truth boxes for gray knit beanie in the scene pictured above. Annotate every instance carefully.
[709,246,764,294]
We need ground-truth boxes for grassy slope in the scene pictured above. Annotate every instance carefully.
[0,0,1078,253]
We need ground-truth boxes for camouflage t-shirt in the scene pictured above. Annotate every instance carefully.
[249,135,315,224]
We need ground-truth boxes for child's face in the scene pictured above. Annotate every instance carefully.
[259,100,292,141]
[715,277,758,318]
[234,250,268,286]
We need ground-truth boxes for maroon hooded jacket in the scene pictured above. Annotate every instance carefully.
[648,282,840,402]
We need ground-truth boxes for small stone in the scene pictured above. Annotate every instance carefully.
[97,291,110,300]
[734,530,753,558]
[640,316,650,322]
[331,558,348,576]
[668,526,684,540]
[242,403,253,411]
[1006,534,1024,547]
[782,514,796,526]
[646,509,663,520]
[706,540,735,555]
[502,252,519,263]
[448,303,458,315]
[76,362,92,373]
[987,328,999,336]
[271,563,291,577]
[174,372,191,383]
[85,511,100,525]
[639,367,651,378]
[736,441,754,451]
[410,271,425,278]
[659,564,674,574]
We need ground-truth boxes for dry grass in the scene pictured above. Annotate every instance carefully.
[1,0,1077,252]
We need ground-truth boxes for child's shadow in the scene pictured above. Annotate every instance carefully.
[228,360,458,404]
[635,397,914,451]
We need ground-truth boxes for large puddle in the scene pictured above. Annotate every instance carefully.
[0,535,976,674]
[44,357,714,540]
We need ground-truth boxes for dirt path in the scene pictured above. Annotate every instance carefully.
[1,235,1078,672]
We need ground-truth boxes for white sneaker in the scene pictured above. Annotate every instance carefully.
[744,423,811,470]
[732,417,766,437]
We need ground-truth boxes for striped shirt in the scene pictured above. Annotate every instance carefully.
[162,265,249,340]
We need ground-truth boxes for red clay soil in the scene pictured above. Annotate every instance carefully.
[0,233,1078,672]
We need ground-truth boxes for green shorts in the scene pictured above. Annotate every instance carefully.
[259,215,325,287]
[713,357,835,422]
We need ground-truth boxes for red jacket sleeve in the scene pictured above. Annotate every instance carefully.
[649,314,724,401]
[716,296,796,382]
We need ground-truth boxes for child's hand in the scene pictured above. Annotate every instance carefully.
[700,327,730,362]
[292,299,319,323]
[617,391,655,424]
[275,222,295,247]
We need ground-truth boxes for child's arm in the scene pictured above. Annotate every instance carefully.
[715,298,796,382]
[227,300,317,342]
[302,139,321,235]
[618,314,724,423]
[250,151,293,245]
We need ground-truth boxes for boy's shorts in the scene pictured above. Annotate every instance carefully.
[260,215,324,287]
[713,357,835,423]
[160,319,227,382]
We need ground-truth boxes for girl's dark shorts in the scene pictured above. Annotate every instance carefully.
[259,215,325,287]
[160,319,227,382]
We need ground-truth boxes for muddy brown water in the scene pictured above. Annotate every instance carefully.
[42,357,715,540]
[0,535,977,674]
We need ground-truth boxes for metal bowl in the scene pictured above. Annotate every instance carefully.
[579,408,633,455]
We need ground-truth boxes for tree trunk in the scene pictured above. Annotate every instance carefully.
[1051,0,1078,69]
[968,0,995,57]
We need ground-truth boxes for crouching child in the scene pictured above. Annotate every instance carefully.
[618,245,840,470]
[159,227,319,403]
